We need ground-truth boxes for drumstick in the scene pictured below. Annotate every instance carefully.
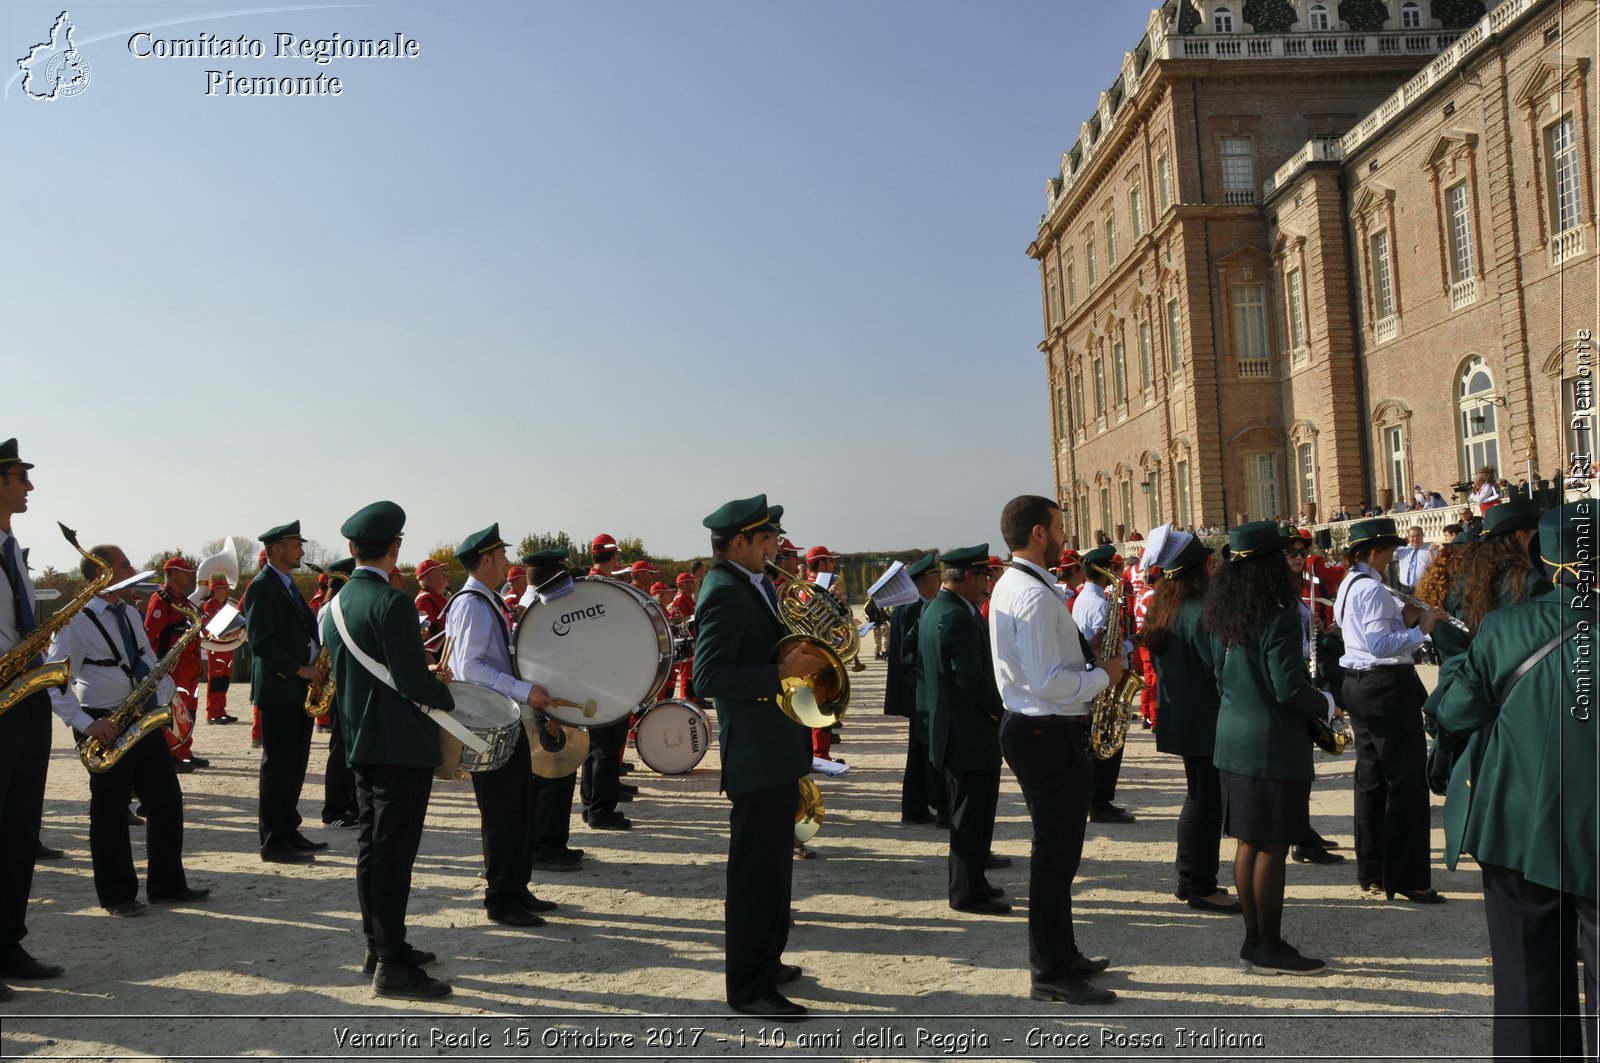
[550,696,599,719]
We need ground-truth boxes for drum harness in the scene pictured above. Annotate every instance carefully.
[325,594,487,754]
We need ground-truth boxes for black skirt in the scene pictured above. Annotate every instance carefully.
[1220,770,1312,843]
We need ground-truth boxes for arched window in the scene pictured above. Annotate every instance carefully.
[1457,356,1501,479]
[1401,2,1423,29]
[1214,6,1235,32]
[1309,4,1331,30]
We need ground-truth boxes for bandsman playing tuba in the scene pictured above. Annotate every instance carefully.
[45,543,210,917]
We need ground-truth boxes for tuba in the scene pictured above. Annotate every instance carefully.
[301,561,342,718]
[1084,565,1146,760]
[0,525,113,718]
[764,562,860,664]
[80,593,206,773]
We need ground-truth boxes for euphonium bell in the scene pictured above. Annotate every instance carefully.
[770,633,850,729]
[794,777,825,843]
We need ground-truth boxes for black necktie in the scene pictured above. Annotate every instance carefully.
[110,604,156,707]
[761,577,780,614]
[2,536,35,635]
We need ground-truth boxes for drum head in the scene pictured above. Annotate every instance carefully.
[447,682,522,730]
[634,699,712,775]
[514,577,671,727]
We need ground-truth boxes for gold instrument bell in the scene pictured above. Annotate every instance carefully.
[770,633,850,729]
[794,777,825,844]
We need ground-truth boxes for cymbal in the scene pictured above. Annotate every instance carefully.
[530,724,589,779]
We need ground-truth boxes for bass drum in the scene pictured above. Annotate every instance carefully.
[513,577,672,728]
[634,698,713,774]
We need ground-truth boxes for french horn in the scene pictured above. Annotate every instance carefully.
[770,633,849,729]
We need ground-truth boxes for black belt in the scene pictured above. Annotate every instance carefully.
[1004,711,1087,725]
[1348,663,1416,675]
[83,707,115,720]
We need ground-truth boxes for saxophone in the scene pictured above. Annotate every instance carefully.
[1084,566,1146,760]
[0,524,113,718]
[80,593,206,773]
[303,645,333,717]
[1304,566,1350,756]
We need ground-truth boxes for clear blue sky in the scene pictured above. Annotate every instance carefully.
[3,0,1155,574]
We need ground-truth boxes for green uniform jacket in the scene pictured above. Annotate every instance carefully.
[882,599,923,722]
[694,561,809,797]
[899,600,935,743]
[1435,587,1595,900]
[1213,606,1328,783]
[323,570,454,768]
[1151,598,1224,758]
[1424,573,1552,720]
[916,589,1003,772]
[244,566,319,705]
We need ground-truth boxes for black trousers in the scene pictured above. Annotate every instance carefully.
[1091,746,1124,807]
[725,780,795,1006]
[258,701,313,852]
[353,762,432,964]
[530,769,577,861]
[580,717,628,818]
[470,728,537,913]
[1000,712,1093,984]
[78,721,187,907]
[1176,753,1224,896]
[945,766,1000,907]
[899,733,949,817]
[1482,862,1599,1063]
[320,711,358,824]
[0,691,50,952]
[1343,666,1432,893]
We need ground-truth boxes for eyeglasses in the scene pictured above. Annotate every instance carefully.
[0,469,30,484]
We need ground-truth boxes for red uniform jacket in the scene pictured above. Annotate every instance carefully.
[415,589,447,645]
[145,586,202,691]
[200,595,237,679]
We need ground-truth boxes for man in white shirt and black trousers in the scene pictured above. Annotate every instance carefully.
[989,494,1124,1005]
[445,523,563,928]
[45,544,209,917]
[0,439,66,995]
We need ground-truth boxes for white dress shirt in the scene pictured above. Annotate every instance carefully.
[1070,580,1132,656]
[445,576,532,703]
[46,596,175,732]
[988,559,1108,718]
[1333,562,1424,669]
[0,529,37,655]
[728,559,780,618]
[1394,544,1432,588]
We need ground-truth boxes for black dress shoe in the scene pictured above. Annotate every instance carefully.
[531,852,583,872]
[521,895,559,913]
[207,715,238,724]
[487,907,546,928]
[33,843,64,861]
[952,898,1012,915]
[731,993,806,1018]
[934,814,952,829]
[149,886,211,904]
[987,884,1006,899]
[0,982,12,1002]
[172,759,195,775]
[1089,803,1136,824]
[616,791,634,803]
[150,883,211,902]
[185,756,210,769]
[1387,888,1446,904]
[289,834,329,852]
[587,812,632,831]
[1031,978,1117,1004]
[1292,845,1346,864]
[619,782,639,794]
[1188,893,1243,914]
[1065,954,1112,978]
[1174,883,1191,901]
[1307,830,1341,850]
[776,963,803,984]
[899,811,936,825]
[985,854,1013,870]
[261,848,314,865]
[373,962,451,1000]
[107,900,147,918]
[363,946,436,975]
[0,947,64,980]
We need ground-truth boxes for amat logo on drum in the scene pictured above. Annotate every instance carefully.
[551,603,606,637]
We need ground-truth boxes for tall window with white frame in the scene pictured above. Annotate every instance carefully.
[1072,373,1085,434]
[1232,283,1270,374]
[1176,459,1192,528]
[1167,297,1182,372]
[1285,267,1306,356]
[1371,230,1397,338]
[1567,376,1597,475]
[1119,480,1134,537]
[1086,237,1098,287]
[1246,453,1279,521]
[1458,356,1501,478]
[1220,137,1254,204]
[1446,182,1476,305]
[1298,443,1316,511]
[1129,186,1144,240]
[1046,274,1059,329]
[1146,469,1161,528]
[1092,354,1106,418]
[1138,319,1153,391]
[1157,155,1172,211]
[1547,114,1585,263]
[1066,261,1078,308]
[1105,216,1118,265]
[1054,384,1065,441]
[1099,486,1113,542]
[1112,339,1127,406]
[1401,1,1422,29]
[1387,425,1407,503]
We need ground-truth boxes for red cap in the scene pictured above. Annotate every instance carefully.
[317,573,330,588]
[988,555,1004,570]
[1297,528,1313,540]
[1058,549,1081,569]
[209,575,229,588]
[1111,554,1125,567]
[162,556,196,573]
[415,558,446,579]
[805,546,834,564]
[591,534,619,553]
[650,581,670,595]
[777,538,801,557]
[675,572,695,586]
[256,548,267,566]
[629,560,658,575]
[506,566,526,580]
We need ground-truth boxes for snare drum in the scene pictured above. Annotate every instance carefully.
[435,681,523,781]
[634,698,712,774]
[514,577,672,727]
